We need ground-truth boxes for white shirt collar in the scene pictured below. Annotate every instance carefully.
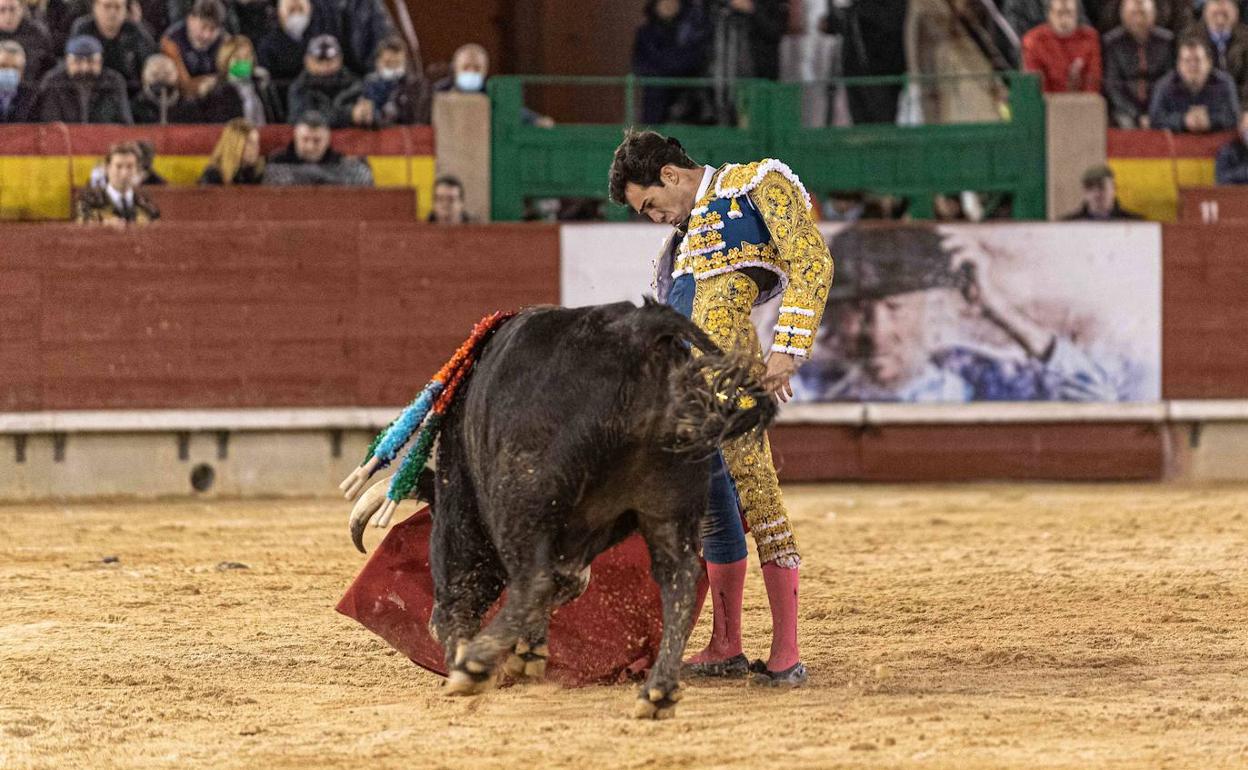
[105,184,134,212]
[694,164,716,203]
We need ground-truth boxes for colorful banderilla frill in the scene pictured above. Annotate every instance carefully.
[360,310,515,503]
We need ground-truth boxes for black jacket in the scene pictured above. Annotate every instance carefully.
[1102,26,1175,128]
[1062,200,1144,220]
[286,69,360,127]
[0,83,38,122]
[0,18,57,83]
[68,16,157,94]
[35,64,133,124]
[199,163,265,185]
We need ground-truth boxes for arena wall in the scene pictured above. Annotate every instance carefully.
[4,220,1248,499]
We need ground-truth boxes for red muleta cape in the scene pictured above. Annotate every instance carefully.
[336,506,708,686]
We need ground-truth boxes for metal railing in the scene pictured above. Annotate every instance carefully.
[488,72,1046,221]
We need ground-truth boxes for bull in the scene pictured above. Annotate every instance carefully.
[343,300,775,719]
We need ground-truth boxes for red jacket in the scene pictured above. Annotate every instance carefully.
[1022,24,1103,94]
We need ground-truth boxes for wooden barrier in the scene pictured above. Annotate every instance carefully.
[1162,223,1248,399]
[0,222,560,411]
[1176,186,1248,223]
[145,186,419,222]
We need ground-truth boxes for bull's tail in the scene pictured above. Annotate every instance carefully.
[361,311,516,504]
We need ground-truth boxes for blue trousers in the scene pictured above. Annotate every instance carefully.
[667,274,749,564]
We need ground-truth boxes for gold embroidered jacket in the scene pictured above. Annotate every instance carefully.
[672,159,834,357]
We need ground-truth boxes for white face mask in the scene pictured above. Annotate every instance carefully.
[283,12,310,39]
[0,67,19,92]
[454,70,484,92]
[378,66,404,81]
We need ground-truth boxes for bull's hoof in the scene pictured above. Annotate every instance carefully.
[503,641,549,681]
[444,665,495,696]
[632,686,682,720]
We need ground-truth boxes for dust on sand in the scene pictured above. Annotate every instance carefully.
[2,484,1247,769]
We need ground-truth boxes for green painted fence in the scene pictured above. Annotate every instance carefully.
[489,73,1046,222]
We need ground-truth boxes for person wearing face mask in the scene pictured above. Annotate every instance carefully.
[435,42,553,127]
[131,51,200,122]
[0,0,55,83]
[35,34,132,122]
[0,39,36,120]
[257,0,339,89]
[68,0,155,95]
[160,0,227,97]
[205,33,283,124]
[348,35,428,126]
[286,33,358,128]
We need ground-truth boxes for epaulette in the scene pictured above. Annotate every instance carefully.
[712,158,812,211]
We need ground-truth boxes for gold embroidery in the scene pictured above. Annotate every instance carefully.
[749,170,834,356]
[691,271,799,567]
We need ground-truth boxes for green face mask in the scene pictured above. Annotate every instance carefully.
[228,59,254,80]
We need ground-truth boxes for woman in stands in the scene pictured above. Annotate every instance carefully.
[199,118,265,185]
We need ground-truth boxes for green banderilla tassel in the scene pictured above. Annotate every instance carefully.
[387,413,442,503]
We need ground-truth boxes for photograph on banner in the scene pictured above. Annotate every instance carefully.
[766,223,1162,404]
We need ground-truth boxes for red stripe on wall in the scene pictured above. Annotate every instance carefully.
[1107,128,1230,159]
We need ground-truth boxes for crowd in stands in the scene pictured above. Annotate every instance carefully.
[626,0,1248,134]
[0,0,438,126]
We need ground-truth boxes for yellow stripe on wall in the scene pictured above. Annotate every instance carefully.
[0,154,436,221]
[1109,157,1215,223]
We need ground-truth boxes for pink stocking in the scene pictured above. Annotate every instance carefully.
[760,562,800,671]
[684,559,746,664]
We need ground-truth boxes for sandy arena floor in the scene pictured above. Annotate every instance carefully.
[2,483,1247,769]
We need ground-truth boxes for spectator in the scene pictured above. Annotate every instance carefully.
[200,117,264,184]
[257,0,339,86]
[35,34,131,122]
[338,0,390,76]
[0,39,35,119]
[1184,0,1248,96]
[1103,0,1175,127]
[1004,0,1091,35]
[825,0,908,125]
[631,0,711,124]
[428,174,470,224]
[0,0,54,82]
[1095,0,1188,35]
[91,137,164,185]
[707,0,786,81]
[167,0,272,41]
[1023,0,1103,93]
[906,0,1003,124]
[351,35,429,126]
[160,0,226,98]
[1216,107,1248,182]
[75,140,159,226]
[31,0,85,56]
[265,109,373,185]
[1062,164,1143,219]
[68,0,155,94]
[1150,34,1240,130]
[207,33,283,124]
[131,52,201,122]
[286,33,357,127]
[127,0,162,41]
[435,43,554,127]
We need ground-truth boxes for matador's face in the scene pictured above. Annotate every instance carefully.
[623,164,697,227]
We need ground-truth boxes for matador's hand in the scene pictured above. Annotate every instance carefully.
[763,351,799,403]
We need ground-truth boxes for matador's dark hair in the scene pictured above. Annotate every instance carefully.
[608,129,699,206]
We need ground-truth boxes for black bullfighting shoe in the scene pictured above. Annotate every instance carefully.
[681,653,750,679]
[749,659,808,688]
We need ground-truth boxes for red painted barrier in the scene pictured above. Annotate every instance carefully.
[0,124,434,156]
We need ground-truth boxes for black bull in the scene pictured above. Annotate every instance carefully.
[356,300,775,719]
